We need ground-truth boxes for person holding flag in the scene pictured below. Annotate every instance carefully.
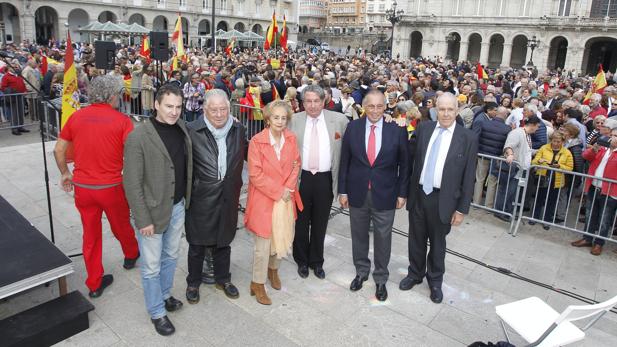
[280,15,288,53]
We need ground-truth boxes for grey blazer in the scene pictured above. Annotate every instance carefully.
[123,119,193,234]
[288,109,349,198]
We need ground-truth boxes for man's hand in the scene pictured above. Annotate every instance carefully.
[60,172,73,192]
[593,143,600,153]
[451,212,464,226]
[396,197,407,209]
[339,194,349,209]
[505,154,514,164]
[139,224,155,236]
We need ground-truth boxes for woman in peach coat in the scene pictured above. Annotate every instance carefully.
[244,100,302,305]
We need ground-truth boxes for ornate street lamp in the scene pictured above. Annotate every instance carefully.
[385,0,404,54]
[527,35,540,67]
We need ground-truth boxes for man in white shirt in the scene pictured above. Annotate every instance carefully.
[287,85,349,279]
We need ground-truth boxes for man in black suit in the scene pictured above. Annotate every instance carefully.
[399,92,478,304]
[338,90,409,301]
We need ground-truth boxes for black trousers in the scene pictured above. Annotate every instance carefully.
[186,244,231,287]
[408,187,451,287]
[293,170,333,268]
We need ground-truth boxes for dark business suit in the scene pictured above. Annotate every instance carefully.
[339,117,409,284]
[406,121,478,287]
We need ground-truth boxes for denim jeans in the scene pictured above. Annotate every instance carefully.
[137,200,185,319]
[494,166,519,215]
[584,188,617,246]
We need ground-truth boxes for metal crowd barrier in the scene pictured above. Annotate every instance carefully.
[512,164,617,245]
[471,153,525,234]
[0,92,41,132]
[231,103,264,140]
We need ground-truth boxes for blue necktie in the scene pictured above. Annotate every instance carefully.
[423,128,446,195]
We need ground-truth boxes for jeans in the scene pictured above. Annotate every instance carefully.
[184,110,202,122]
[494,166,519,215]
[584,188,617,246]
[137,200,185,319]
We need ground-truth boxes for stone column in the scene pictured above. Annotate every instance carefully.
[459,41,469,62]
[501,43,513,68]
[59,17,69,40]
[20,13,35,44]
[480,41,490,65]
[565,46,585,74]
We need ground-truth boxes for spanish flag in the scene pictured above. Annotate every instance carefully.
[280,15,288,53]
[477,63,488,80]
[172,14,186,61]
[139,34,151,62]
[264,11,278,50]
[225,37,235,56]
[61,32,80,128]
[583,65,608,105]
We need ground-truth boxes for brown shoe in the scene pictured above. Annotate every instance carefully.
[571,239,593,247]
[250,281,272,305]
[268,268,281,290]
[591,244,603,256]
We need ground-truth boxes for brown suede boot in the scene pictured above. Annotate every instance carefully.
[268,268,281,290]
[250,282,272,305]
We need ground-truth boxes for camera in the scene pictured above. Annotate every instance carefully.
[596,135,612,148]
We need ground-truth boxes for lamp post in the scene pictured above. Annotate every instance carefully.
[385,0,404,55]
[211,0,216,51]
[527,35,539,67]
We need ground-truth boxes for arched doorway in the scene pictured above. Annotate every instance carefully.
[217,21,228,32]
[198,19,210,35]
[302,25,308,34]
[510,35,528,69]
[467,33,482,62]
[0,3,20,44]
[98,10,117,23]
[488,34,504,68]
[178,17,189,44]
[67,9,89,43]
[446,32,461,62]
[547,36,568,70]
[252,24,263,36]
[409,31,423,58]
[128,13,145,26]
[153,15,168,31]
[35,6,58,45]
[234,22,245,32]
[584,37,617,74]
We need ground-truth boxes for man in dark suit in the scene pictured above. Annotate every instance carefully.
[399,92,478,304]
[339,90,409,301]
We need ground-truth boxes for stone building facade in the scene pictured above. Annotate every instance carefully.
[299,0,327,33]
[0,0,298,47]
[393,0,617,74]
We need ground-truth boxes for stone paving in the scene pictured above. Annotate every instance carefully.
[1,141,617,346]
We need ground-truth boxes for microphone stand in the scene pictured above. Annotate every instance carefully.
[0,56,59,248]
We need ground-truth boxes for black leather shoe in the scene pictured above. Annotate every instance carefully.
[151,315,175,336]
[123,252,140,270]
[349,275,368,292]
[313,266,326,279]
[399,276,422,291]
[186,286,200,304]
[18,128,30,133]
[164,296,183,312]
[375,284,388,301]
[430,286,443,304]
[297,265,309,278]
[215,282,239,299]
[11,130,21,136]
[88,274,114,298]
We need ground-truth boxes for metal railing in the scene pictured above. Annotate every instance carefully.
[231,103,264,140]
[0,92,41,132]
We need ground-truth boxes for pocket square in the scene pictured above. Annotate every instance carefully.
[335,132,341,140]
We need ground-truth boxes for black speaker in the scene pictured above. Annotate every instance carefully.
[94,41,116,70]
[150,31,169,61]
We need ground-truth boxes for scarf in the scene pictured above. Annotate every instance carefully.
[204,115,234,179]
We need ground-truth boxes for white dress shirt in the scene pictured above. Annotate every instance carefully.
[302,112,332,172]
[420,122,456,189]
[269,129,285,161]
[506,107,524,128]
[365,117,383,158]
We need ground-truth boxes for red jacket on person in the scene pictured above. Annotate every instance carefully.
[583,146,617,197]
[0,72,27,93]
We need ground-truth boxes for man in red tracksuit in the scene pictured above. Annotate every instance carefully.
[0,59,29,135]
[53,75,139,298]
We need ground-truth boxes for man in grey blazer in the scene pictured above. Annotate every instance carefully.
[287,85,349,279]
[123,84,193,336]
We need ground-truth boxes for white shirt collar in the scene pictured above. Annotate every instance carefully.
[366,117,383,130]
[269,129,285,147]
[307,111,325,123]
[436,121,456,133]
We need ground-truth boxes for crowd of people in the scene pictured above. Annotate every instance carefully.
[2,38,617,336]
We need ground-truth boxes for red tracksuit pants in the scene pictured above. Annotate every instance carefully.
[74,184,139,291]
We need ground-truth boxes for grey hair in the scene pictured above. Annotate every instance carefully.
[302,84,326,101]
[88,75,123,104]
[524,103,538,114]
[604,118,617,131]
[234,78,244,89]
[436,92,457,107]
[204,89,230,108]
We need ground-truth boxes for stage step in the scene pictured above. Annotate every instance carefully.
[0,290,94,347]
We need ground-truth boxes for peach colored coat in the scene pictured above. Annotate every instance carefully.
[245,128,303,238]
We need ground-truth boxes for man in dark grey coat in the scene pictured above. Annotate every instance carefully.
[185,89,247,304]
[123,84,192,336]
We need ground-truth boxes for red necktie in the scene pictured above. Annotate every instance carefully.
[368,125,376,166]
